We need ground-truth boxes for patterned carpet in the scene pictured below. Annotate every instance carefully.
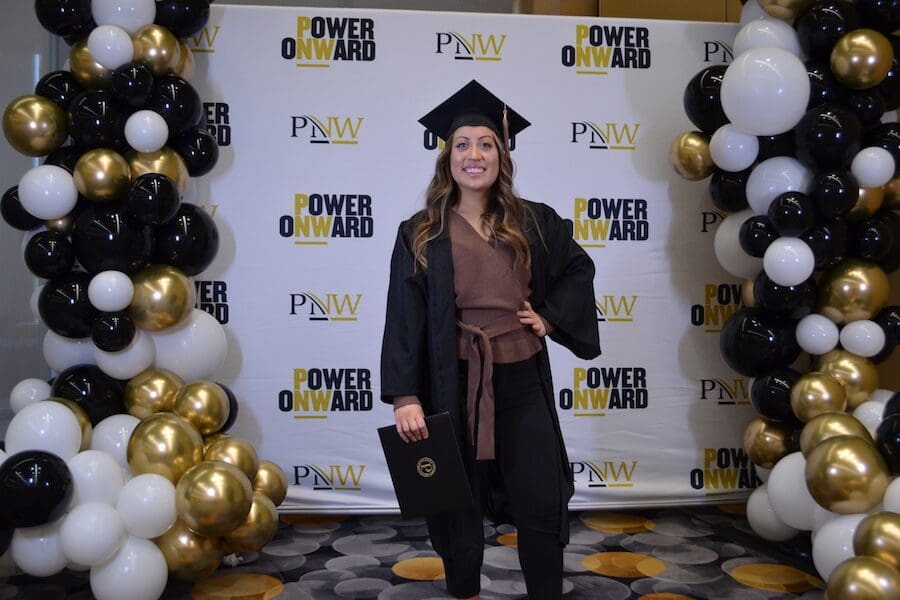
[0,506,825,599]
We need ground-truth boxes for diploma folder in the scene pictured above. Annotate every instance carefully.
[377,412,474,518]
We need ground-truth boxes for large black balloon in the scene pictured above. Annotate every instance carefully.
[128,173,181,226]
[51,364,126,425]
[809,170,859,219]
[876,413,900,474]
[884,392,900,419]
[169,127,219,176]
[794,104,862,170]
[802,219,848,269]
[877,210,900,272]
[71,204,153,275]
[846,89,886,130]
[739,214,778,258]
[757,132,796,161]
[0,451,73,528]
[848,215,895,260]
[68,90,127,150]
[875,305,900,344]
[865,122,900,173]
[720,309,801,377]
[154,0,211,37]
[767,191,817,236]
[24,230,75,279]
[1,186,42,230]
[154,203,220,275]
[683,65,728,134]
[92,312,136,353]
[44,144,84,174]
[216,382,240,433]
[796,1,861,61]
[750,367,802,424]
[38,271,96,338]
[753,272,816,319]
[856,0,900,33]
[806,61,848,109]
[877,36,900,110]
[34,0,92,37]
[709,168,751,212]
[148,75,202,135]
[110,62,155,109]
[35,70,84,111]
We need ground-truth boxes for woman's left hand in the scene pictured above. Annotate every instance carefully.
[518,300,547,337]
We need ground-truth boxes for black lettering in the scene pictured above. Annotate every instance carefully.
[281,37,296,59]
[559,388,573,410]
[278,390,293,412]
[690,468,704,490]
[279,215,294,237]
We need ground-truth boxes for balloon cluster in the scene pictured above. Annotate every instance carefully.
[672,1,900,596]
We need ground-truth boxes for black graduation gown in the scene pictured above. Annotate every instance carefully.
[380,199,601,550]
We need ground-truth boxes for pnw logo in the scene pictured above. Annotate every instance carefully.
[291,115,363,145]
[558,367,649,417]
[573,197,649,248]
[195,281,228,324]
[703,40,733,63]
[691,283,742,333]
[700,377,750,406]
[435,32,507,61]
[278,368,373,419]
[561,24,651,74]
[701,209,726,233]
[293,464,366,491]
[279,193,374,245]
[290,293,362,321]
[202,102,231,146]
[596,295,637,323]
[571,121,639,150]
[188,25,220,53]
[690,448,760,492]
[281,15,376,67]
[571,459,638,488]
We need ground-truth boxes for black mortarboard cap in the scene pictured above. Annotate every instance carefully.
[418,79,530,142]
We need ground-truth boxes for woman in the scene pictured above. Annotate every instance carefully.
[381,80,600,599]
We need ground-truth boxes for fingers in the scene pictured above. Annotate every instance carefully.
[395,417,428,443]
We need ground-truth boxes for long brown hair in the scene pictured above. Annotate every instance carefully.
[411,129,531,271]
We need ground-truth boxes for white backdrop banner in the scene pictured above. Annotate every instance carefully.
[189,4,747,513]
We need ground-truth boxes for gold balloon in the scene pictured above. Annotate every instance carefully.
[817,259,890,324]
[124,367,185,419]
[205,437,259,482]
[816,349,879,409]
[741,279,756,309]
[174,39,195,79]
[826,556,900,600]
[883,177,900,210]
[668,131,713,181]
[854,512,900,570]
[174,381,230,436]
[133,25,181,76]
[127,147,190,196]
[155,518,222,581]
[800,411,873,456]
[45,214,74,234]
[73,148,131,202]
[742,417,794,469]
[202,432,229,453]
[222,493,278,554]
[127,412,203,483]
[759,0,816,21]
[848,186,884,221]
[831,29,895,90]
[805,435,890,514]
[2,95,69,156]
[253,460,288,507]
[69,38,111,89]
[175,461,253,537]
[48,397,92,451]
[128,264,196,331]
[790,372,847,422]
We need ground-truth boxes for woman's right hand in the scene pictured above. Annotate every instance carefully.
[394,401,428,443]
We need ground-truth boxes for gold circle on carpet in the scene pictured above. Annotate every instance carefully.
[583,552,666,578]
[192,574,284,599]
[717,503,746,516]
[729,564,823,593]
[497,533,518,547]
[392,557,446,581]
[638,594,695,600]
[278,514,348,526]
[582,513,655,534]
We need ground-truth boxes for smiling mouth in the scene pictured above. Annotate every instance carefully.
[463,167,486,175]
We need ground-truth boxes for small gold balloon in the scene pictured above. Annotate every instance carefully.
[883,177,900,210]
[73,148,131,203]
[222,493,278,554]
[127,412,203,483]
[800,411,873,456]
[253,460,288,507]
[127,147,190,196]
[759,0,817,21]
[47,397,92,451]
[128,264,196,331]
[133,24,180,76]
[742,417,794,469]
[668,131,713,181]
[805,435,890,514]
[124,367,185,419]
[817,259,890,324]
[854,512,900,570]
[174,39,195,80]
[848,186,884,221]
[790,372,847,422]
[205,437,259,482]
[175,461,253,537]
[155,518,222,581]
[69,38,111,89]
[3,95,69,157]
[202,432,230,453]
[45,214,75,234]
[826,556,900,600]
[816,349,879,409]
[831,29,895,90]
[741,279,756,308]
[174,381,230,436]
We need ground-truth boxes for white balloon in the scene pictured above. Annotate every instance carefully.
[9,377,52,414]
[796,314,840,355]
[746,156,812,215]
[884,478,900,512]
[11,520,66,577]
[89,271,134,312]
[90,415,140,469]
[851,147,896,188]
[60,502,126,566]
[67,450,127,507]
[721,47,810,136]
[713,208,763,279]
[90,536,168,600]
[763,237,815,286]
[91,0,157,35]
[813,514,867,580]
[747,485,799,541]
[116,474,177,539]
[94,329,156,380]
[710,124,759,172]
[812,504,841,532]
[733,17,801,57]
[767,452,817,530]
[43,330,96,372]
[151,309,228,380]
[756,466,770,483]
[839,320,886,357]
[739,0,768,25]
[5,400,82,460]
[18,165,78,220]
[87,25,134,70]
[853,400,887,438]
[124,110,169,153]
[870,389,895,405]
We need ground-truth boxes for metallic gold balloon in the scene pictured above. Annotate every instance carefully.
[759,0,816,21]
[3,95,69,156]
[848,186,884,221]
[128,264,196,331]
[127,412,203,483]
[253,460,288,507]
[133,24,181,76]
[127,148,190,197]
[124,367,185,419]
[742,417,794,469]
[69,38,112,89]
[826,556,900,600]
[155,518,222,581]
[174,381,230,436]
[73,148,131,203]
[48,397,92,451]
[883,177,900,210]
[790,372,847,422]
[175,461,253,537]
[668,131,713,181]
[202,433,229,453]
[174,39,195,80]
[831,29,895,90]
[854,512,900,571]
[741,279,756,309]
[45,214,75,234]
[817,259,890,324]
[204,437,259,482]
[222,493,278,554]
[816,349,879,409]
[800,412,873,456]
[805,435,890,514]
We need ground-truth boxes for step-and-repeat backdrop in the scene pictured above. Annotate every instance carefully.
[188,4,745,513]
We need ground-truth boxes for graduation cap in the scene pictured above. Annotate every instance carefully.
[418,79,530,143]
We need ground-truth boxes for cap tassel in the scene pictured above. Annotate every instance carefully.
[502,104,510,150]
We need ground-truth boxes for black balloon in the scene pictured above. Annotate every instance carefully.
[709,167,751,212]
[752,272,816,319]
[848,215,895,260]
[877,210,900,272]
[806,61,848,109]
[874,305,900,344]
[719,308,801,377]
[877,35,900,110]
[865,122,900,173]
[876,413,900,474]
[750,367,802,424]
[757,132,796,162]
[128,173,181,225]
[846,89,886,130]
[92,312,136,353]
[796,1,861,61]
[794,104,862,171]
[51,364,126,425]
[801,219,848,269]
[110,62,155,109]
[0,451,73,528]
[0,524,10,556]
[35,70,84,111]
[34,0,92,37]
[153,203,220,275]
[739,215,778,258]
[169,127,219,177]
[24,230,75,279]
[884,392,900,419]
[38,271,96,338]
[767,191,817,236]
[71,204,153,275]
[68,90,127,150]
[856,0,900,33]
[216,382,240,433]
[1,186,42,230]
[148,75,202,135]
[870,336,897,364]
[683,65,729,134]
[43,144,84,174]
[154,0,211,37]
[809,170,859,219]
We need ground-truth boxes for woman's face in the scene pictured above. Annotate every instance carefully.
[449,125,500,197]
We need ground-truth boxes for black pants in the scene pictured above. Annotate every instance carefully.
[427,355,565,599]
